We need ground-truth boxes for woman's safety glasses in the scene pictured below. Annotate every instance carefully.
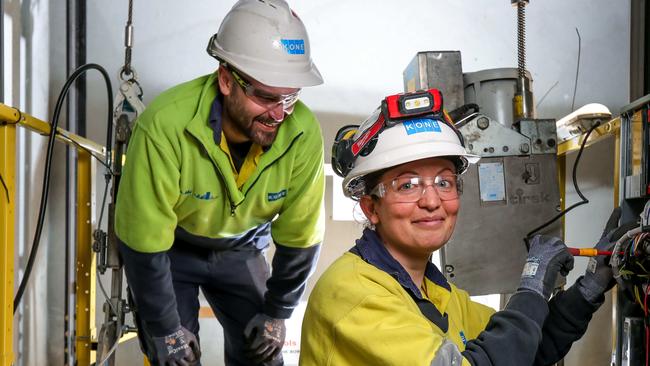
[371,174,462,203]
[228,67,300,112]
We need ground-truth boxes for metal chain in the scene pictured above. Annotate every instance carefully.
[121,0,135,80]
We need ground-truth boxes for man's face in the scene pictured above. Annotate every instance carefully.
[219,66,300,147]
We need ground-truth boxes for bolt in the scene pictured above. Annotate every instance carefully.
[503,146,509,152]
[445,264,455,273]
[477,117,490,130]
[547,138,556,147]
[488,147,495,153]
[520,143,530,153]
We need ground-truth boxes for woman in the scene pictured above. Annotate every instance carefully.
[300,90,615,365]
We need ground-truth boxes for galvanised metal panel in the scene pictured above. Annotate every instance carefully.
[441,154,562,295]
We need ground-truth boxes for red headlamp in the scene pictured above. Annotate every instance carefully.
[331,89,447,178]
[382,89,443,126]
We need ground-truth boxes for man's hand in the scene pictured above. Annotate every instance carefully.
[577,207,637,303]
[151,326,200,366]
[243,313,286,364]
[519,235,575,300]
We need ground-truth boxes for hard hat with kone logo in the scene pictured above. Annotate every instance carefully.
[332,89,480,200]
[206,0,323,88]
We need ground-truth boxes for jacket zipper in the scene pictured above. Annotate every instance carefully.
[203,129,303,217]
[242,134,301,199]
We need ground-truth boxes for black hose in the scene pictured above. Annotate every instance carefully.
[524,121,601,250]
[448,103,480,124]
[13,63,113,312]
[0,173,9,203]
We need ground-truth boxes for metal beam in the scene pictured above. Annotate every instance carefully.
[0,104,105,158]
[75,150,95,366]
[0,118,16,366]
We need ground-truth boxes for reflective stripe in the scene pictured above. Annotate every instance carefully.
[430,339,464,366]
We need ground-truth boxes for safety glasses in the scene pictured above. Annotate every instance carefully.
[371,174,463,203]
[228,67,300,111]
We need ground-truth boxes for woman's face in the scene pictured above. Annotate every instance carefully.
[360,157,460,262]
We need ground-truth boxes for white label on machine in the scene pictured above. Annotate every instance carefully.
[478,162,506,202]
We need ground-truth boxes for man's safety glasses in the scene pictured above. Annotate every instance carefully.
[370,174,463,203]
[228,67,300,111]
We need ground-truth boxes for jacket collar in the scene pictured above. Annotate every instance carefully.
[184,72,305,205]
[351,228,451,298]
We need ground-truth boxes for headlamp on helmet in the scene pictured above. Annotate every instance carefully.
[382,89,443,126]
[332,89,453,178]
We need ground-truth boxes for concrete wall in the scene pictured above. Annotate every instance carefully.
[3,0,630,365]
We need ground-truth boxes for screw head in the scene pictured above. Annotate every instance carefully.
[477,117,490,130]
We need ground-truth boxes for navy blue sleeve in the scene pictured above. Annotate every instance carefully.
[264,243,321,319]
[463,291,549,365]
[118,239,180,337]
[534,280,602,365]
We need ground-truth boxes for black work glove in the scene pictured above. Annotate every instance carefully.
[243,313,286,365]
[151,326,200,366]
[519,235,575,300]
[577,207,638,303]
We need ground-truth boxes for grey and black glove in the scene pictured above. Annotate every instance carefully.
[243,313,286,365]
[576,207,637,303]
[151,326,200,366]
[519,235,575,300]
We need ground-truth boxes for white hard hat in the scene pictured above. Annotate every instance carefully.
[334,101,480,199]
[207,0,323,88]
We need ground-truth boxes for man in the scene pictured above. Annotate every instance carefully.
[114,1,325,365]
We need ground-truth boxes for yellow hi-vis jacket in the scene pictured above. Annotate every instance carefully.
[300,229,581,366]
[300,253,493,365]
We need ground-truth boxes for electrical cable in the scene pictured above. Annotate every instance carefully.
[536,80,559,110]
[95,3,141,362]
[0,173,9,203]
[571,28,581,112]
[93,151,123,366]
[62,135,119,365]
[87,132,120,366]
[13,63,113,313]
[524,121,600,249]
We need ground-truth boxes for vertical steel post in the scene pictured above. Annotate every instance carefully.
[65,1,87,364]
[0,119,16,366]
[0,1,8,363]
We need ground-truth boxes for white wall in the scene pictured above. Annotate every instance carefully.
[4,0,54,365]
[83,0,630,129]
[20,0,628,365]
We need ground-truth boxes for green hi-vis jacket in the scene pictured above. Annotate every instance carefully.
[115,73,325,335]
[116,73,325,251]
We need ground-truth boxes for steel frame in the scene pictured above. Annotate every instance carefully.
[0,103,104,366]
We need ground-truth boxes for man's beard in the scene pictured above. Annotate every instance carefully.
[224,97,281,147]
